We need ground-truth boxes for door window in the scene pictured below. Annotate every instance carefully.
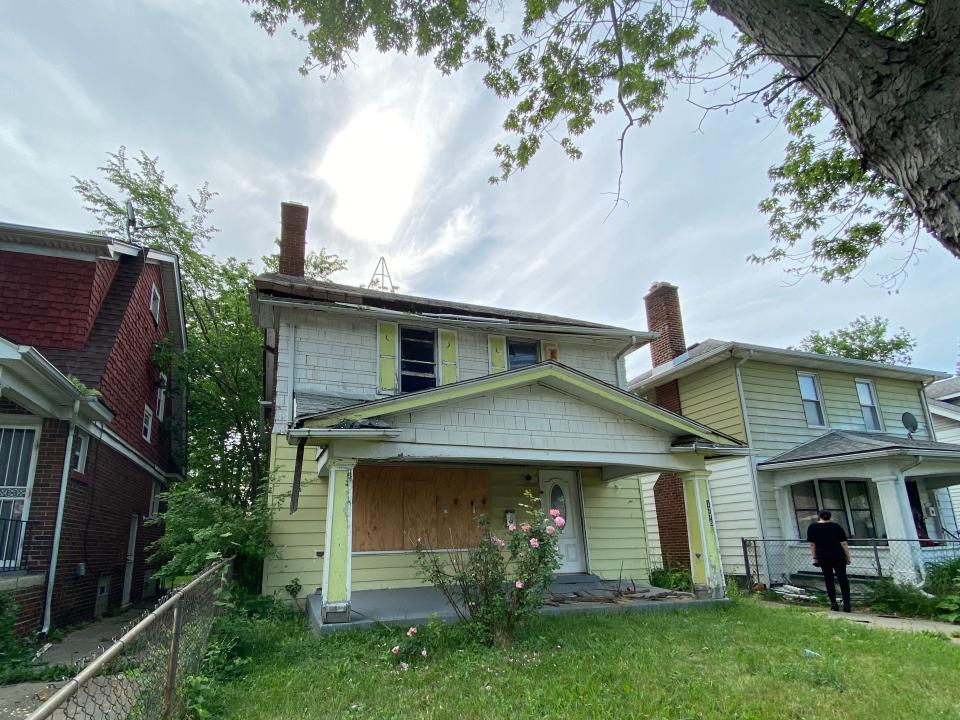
[550,483,568,518]
[1,427,35,566]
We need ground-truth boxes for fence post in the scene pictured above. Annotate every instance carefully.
[872,539,883,578]
[162,596,185,719]
[741,538,752,587]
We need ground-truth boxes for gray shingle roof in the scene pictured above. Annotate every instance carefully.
[928,376,960,400]
[758,431,960,467]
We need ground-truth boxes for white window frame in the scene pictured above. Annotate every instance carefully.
[142,406,153,443]
[854,378,883,431]
[791,479,879,541]
[72,429,90,473]
[149,284,161,324]
[0,418,41,569]
[156,373,167,422]
[148,479,163,518]
[797,371,827,428]
[506,338,541,371]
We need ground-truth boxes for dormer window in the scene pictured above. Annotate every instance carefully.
[149,284,161,324]
[855,379,882,431]
[797,372,826,427]
[507,339,540,370]
[142,406,154,443]
[399,327,436,393]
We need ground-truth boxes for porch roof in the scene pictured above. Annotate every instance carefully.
[294,361,744,449]
[758,430,960,470]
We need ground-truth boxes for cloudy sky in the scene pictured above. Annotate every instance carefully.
[2,1,958,378]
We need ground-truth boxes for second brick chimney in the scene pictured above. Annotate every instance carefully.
[278,202,308,277]
[644,281,686,368]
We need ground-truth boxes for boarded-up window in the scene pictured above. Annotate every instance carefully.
[353,466,489,551]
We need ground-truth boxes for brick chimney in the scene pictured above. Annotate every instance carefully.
[644,281,686,368]
[278,202,308,277]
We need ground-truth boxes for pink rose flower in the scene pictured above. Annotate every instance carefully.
[391,646,400,655]
[492,536,506,547]
[530,538,540,548]
[406,626,417,637]
[521,523,532,533]
[549,508,560,518]
[545,525,556,535]
[421,648,428,657]
[507,523,517,532]
[515,580,524,589]
[554,516,566,528]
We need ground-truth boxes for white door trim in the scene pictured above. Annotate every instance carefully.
[539,469,587,573]
[0,420,41,569]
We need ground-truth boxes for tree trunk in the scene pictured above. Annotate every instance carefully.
[708,0,960,260]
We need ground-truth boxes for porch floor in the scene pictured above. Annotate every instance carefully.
[308,574,727,634]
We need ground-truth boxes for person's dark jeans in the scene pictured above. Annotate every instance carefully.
[820,561,851,611]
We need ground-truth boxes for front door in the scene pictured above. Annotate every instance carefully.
[122,514,139,606]
[539,470,586,573]
[0,426,37,569]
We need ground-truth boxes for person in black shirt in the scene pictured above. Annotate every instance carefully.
[806,510,853,612]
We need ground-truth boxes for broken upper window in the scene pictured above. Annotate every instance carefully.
[399,327,437,393]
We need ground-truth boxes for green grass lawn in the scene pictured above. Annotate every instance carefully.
[207,601,959,720]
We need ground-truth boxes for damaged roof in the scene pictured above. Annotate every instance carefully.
[254,272,650,336]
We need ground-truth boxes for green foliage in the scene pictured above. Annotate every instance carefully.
[415,491,563,645]
[148,483,273,592]
[244,0,951,281]
[0,593,73,684]
[796,315,916,365]
[864,578,939,618]
[0,592,22,667]
[74,148,346,586]
[649,564,694,593]
[261,238,346,280]
[923,558,960,596]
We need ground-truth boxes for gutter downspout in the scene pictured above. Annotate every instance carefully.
[615,335,646,389]
[734,351,765,541]
[919,378,938,441]
[41,399,80,637]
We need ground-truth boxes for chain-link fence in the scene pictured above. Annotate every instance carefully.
[742,538,960,594]
[27,559,231,720]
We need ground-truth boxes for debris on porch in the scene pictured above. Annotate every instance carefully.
[545,573,694,605]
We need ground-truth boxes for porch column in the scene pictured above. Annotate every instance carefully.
[321,459,357,623]
[873,475,924,585]
[682,471,725,598]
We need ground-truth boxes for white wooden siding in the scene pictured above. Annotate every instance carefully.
[638,474,662,569]
[580,469,650,582]
[273,309,624,430]
[932,412,960,534]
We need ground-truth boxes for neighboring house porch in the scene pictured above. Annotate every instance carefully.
[263,362,745,626]
[751,431,960,586]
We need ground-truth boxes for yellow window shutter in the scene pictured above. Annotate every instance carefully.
[488,335,507,374]
[377,321,398,393]
[541,341,559,362]
[439,329,459,385]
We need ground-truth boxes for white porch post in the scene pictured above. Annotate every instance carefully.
[873,475,924,585]
[321,458,357,623]
[682,471,725,598]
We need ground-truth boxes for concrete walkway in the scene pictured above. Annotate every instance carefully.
[759,600,960,644]
[0,608,143,719]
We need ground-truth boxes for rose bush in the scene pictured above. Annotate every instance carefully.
[415,490,565,645]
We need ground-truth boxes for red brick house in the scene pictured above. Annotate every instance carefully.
[0,221,186,636]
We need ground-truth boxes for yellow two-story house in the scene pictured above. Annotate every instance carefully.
[631,284,960,588]
[251,204,743,628]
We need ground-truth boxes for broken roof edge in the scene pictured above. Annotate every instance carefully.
[295,360,744,448]
[254,272,650,336]
[628,339,948,391]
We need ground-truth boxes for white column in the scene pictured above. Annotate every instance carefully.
[873,475,924,585]
[682,471,725,598]
[321,458,357,623]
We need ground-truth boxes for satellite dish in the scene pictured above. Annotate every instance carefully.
[902,411,918,437]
